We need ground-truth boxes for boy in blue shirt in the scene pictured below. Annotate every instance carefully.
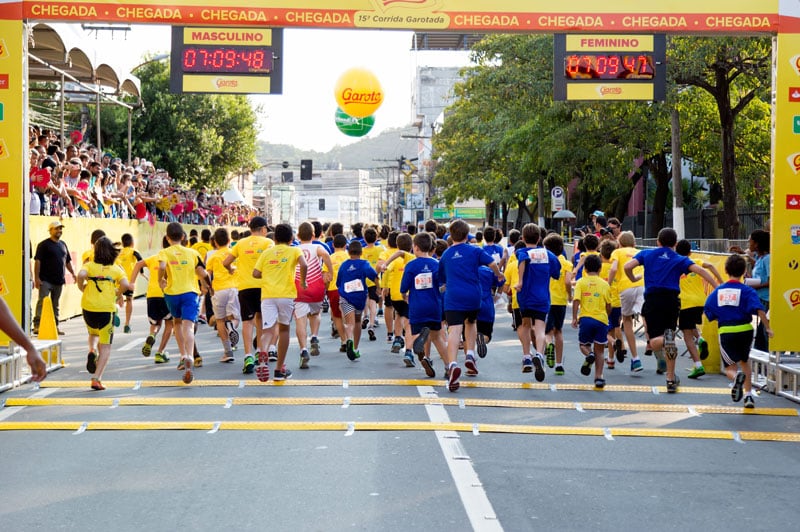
[400,232,446,378]
[336,241,378,361]
[704,253,772,408]
[624,228,718,393]
[439,219,504,391]
[513,223,561,382]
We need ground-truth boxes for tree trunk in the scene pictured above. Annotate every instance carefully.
[716,74,740,239]
[501,201,509,233]
[487,200,496,227]
[647,152,671,238]
[516,197,532,227]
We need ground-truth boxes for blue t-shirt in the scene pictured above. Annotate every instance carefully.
[515,246,561,313]
[336,258,377,310]
[400,256,442,324]
[632,247,695,295]
[477,266,496,323]
[439,243,495,311]
[704,280,764,327]
[752,253,770,302]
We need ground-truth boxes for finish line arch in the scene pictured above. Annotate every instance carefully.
[0,1,796,352]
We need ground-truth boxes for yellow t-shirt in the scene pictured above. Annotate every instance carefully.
[81,249,94,265]
[143,254,164,298]
[254,244,303,299]
[550,255,573,306]
[504,259,520,310]
[362,244,385,287]
[328,249,349,290]
[385,251,414,301]
[115,247,139,281]
[378,245,397,289]
[192,241,213,261]
[81,262,125,312]
[574,274,611,323]
[207,249,236,291]
[227,235,274,290]
[680,258,708,309]
[159,245,203,296]
[600,261,621,308]
[609,246,644,292]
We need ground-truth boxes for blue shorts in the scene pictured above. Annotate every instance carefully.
[578,317,609,346]
[607,307,622,329]
[164,292,200,322]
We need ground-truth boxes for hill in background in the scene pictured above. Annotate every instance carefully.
[257,126,422,171]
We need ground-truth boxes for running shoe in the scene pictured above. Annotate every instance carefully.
[86,352,98,374]
[522,356,533,373]
[420,357,435,378]
[545,342,555,368]
[339,343,347,353]
[274,366,293,381]
[666,378,679,394]
[697,337,709,360]
[123,325,131,334]
[113,313,120,327]
[403,350,416,367]
[142,334,155,357]
[299,349,310,369]
[154,352,169,364]
[377,308,384,317]
[182,358,194,384]
[447,364,462,392]
[581,354,595,376]
[606,359,615,370]
[554,365,565,376]
[242,355,255,375]
[731,372,746,402]
[663,328,678,361]
[255,352,270,382]
[630,359,643,372]
[614,339,624,362]
[220,354,235,363]
[413,327,430,359]
[464,354,478,376]
[177,359,185,371]
[594,378,606,389]
[743,395,755,409]
[656,357,667,375]
[321,297,329,313]
[386,333,394,344]
[227,323,239,348]
[367,328,376,341]
[390,336,403,353]
[476,333,488,359]
[90,378,105,391]
[310,337,320,356]
[332,324,340,339]
[193,355,203,368]
[268,350,278,363]
[532,355,545,382]
[362,317,369,329]
[688,366,706,379]
[346,339,357,361]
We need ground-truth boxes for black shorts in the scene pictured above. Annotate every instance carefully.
[445,309,478,326]
[545,305,566,333]
[520,308,547,323]
[122,290,133,298]
[512,308,522,329]
[678,306,704,331]
[720,329,754,366]
[642,289,680,338]
[367,285,380,303]
[608,307,622,329]
[410,321,442,335]
[83,310,113,330]
[147,297,172,324]
[238,287,261,322]
[384,296,394,308]
[392,299,409,318]
[477,319,493,340]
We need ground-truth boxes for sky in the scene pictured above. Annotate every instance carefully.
[92,25,471,153]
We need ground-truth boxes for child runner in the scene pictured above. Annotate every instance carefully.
[383,233,415,365]
[703,253,772,408]
[77,237,132,390]
[514,223,561,382]
[400,231,446,378]
[326,234,349,352]
[607,231,645,372]
[439,219,503,390]
[676,239,723,379]
[206,228,240,363]
[115,233,143,333]
[377,231,399,345]
[252,223,307,382]
[624,227,718,393]
[336,240,378,361]
[294,221,332,369]
[362,226,385,339]
[542,233,573,373]
[599,239,622,369]
[158,222,213,384]
[571,255,611,388]
[130,236,174,364]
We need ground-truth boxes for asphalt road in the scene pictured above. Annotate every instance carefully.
[2,299,798,531]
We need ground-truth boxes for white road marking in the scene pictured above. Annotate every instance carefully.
[119,338,145,351]
[417,385,503,531]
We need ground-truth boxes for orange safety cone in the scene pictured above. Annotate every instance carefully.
[37,295,59,341]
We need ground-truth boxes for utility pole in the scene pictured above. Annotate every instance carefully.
[671,109,685,239]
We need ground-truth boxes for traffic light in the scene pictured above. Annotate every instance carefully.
[300,159,312,180]
[281,171,293,183]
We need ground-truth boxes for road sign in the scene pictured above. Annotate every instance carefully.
[551,186,565,212]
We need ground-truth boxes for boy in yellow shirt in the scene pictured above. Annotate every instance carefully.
[115,233,143,334]
[253,223,307,382]
[571,254,612,388]
[130,237,174,364]
[207,228,240,363]
[383,233,416,366]
[542,234,573,375]
[325,234,350,352]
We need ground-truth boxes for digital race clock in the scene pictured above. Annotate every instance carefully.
[181,46,272,74]
[564,54,655,80]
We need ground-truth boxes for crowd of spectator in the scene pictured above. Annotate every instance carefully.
[28,126,259,226]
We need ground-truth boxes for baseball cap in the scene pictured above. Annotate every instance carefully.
[48,220,64,230]
[592,210,604,217]
[249,216,268,231]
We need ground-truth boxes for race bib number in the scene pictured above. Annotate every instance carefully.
[717,288,741,307]
[343,279,364,293]
[415,272,433,290]
[491,253,501,263]
[527,248,548,264]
